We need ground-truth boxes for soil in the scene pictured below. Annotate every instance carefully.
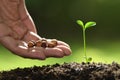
[0,62,120,80]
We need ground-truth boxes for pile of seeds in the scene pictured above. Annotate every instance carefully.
[0,62,120,80]
[28,38,57,48]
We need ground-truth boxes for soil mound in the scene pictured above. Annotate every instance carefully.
[0,62,120,80]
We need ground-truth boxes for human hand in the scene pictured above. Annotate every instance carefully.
[0,0,71,60]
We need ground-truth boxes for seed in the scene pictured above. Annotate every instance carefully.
[48,42,55,48]
[47,39,57,48]
[28,40,35,48]
[51,39,57,46]
[36,40,42,47]
[41,41,47,48]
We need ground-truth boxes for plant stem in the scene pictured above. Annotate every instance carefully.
[83,28,87,62]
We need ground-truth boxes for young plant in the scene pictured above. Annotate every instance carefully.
[76,20,96,63]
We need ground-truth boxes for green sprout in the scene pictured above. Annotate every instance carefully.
[76,20,96,63]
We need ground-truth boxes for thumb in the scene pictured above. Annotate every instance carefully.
[23,31,42,42]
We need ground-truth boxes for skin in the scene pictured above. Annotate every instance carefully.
[0,0,71,60]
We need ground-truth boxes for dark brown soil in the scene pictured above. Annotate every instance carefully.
[0,62,120,80]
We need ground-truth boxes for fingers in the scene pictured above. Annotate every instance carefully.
[21,36,72,59]
[43,48,64,58]
[25,37,72,57]
[55,40,72,56]
[28,46,71,59]
[57,40,70,48]
[0,35,71,60]
[26,38,72,57]
[24,37,71,58]
[56,45,71,56]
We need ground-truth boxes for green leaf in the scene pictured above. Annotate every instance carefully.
[85,21,96,29]
[76,20,84,29]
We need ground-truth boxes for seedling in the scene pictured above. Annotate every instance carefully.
[76,20,96,63]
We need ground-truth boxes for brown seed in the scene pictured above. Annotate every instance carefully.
[41,41,47,48]
[28,40,35,48]
[36,40,42,47]
[48,42,55,48]
[51,39,57,46]
[47,39,57,48]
